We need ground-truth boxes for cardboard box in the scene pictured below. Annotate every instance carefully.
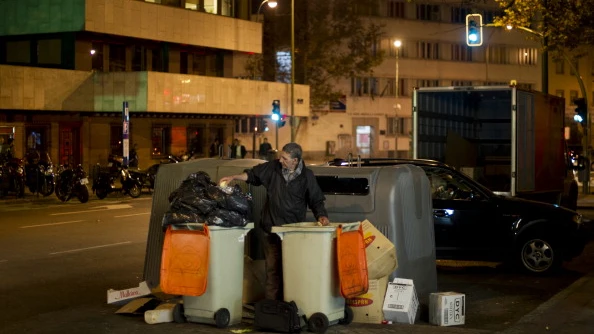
[382,278,419,324]
[361,219,398,279]
[430,292,466,326]
[107,281,152,305]
[346,276,389,324]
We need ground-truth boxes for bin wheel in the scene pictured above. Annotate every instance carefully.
[308,312,329,333]
[214,308,230,328]
[339,305,354,325]
[173,303,185,323]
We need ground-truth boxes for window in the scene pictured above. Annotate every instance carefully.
[570,90,578,105]
[555,59,564,74]
[451,7,470,24]
[37,39,61,65]
[152,48,163,72]
[180,51,189,74]
[517,83,534,90]
[187,126,205,156]
[488,46,510,65]
[387,117,411,136]
[417,41,440,60]
[452,80,473,86]
[132,46,148,71]
[110,124,123,156]
[316,176,370,195]
[451,44,472,62]
[417,4,440,21]
[518,48,537,66]
[109,44,126,72]
[351,77,371,96]
[6,40,30,64]
[151,124,171,158]
[235,118,259,134]
[570,60,579,75]
[91,42,104,71]
[387,0,405,18]
[25,126,50,153]
[483,10,501,24]
[418,79,440,87]
[423,167,478,200]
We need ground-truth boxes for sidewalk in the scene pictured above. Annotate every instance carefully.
[577,191,594,208]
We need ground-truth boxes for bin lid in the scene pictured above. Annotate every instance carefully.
[271,222,360,234]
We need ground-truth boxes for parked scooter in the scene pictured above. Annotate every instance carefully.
[55,164,90,203]
[24,150,55,196]
[0,157,25,198]
[92,155,142,199]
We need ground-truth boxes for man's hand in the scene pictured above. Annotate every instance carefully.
[318,216,330,226]
[218,175,235,187]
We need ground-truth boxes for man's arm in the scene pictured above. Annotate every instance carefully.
[219,172,248,187]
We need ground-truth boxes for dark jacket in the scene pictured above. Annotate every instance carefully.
[246,160,328,233]
[230,144,247,159]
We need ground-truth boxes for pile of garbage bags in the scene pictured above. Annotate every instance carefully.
[162,171,252,229]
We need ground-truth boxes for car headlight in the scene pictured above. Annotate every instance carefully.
[573,214,583,225]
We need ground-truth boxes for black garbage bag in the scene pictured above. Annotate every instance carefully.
[206,208,248,227]
[225,185,251,215]
[162,209,206,230]
[205,185,228,207]
[187,171,216,188]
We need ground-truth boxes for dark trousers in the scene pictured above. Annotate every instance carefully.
[262,232,283,301]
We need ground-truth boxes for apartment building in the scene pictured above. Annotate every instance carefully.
[0,0,309,171]
[301,0,593,159]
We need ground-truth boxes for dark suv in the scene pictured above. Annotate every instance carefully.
[325,158,586,274]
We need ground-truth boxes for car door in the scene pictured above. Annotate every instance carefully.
[423,166,506,261]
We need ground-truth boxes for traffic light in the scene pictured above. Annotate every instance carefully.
[465,14,483,47]
[574,98,587,123]
[279,114,287,128]
[272,100,280,121]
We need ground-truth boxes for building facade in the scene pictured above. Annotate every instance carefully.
[297,0,594,160]
[0,0,309,172]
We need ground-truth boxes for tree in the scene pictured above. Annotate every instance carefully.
[247,0,385,108]
[493,0,594,54]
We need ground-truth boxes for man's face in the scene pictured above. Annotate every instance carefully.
[280,151,298,170]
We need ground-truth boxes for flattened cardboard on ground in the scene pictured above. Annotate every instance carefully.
[346,275,389,324]
[107,281,152,304]
[243,255,266,304]
[361,219,398,279]
[430,292,466,326]
[382,278,419,324]
[115,297,161,315]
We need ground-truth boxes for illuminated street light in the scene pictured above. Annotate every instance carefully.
[393,39,402,158]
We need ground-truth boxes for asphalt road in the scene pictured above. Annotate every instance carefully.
[0,194,594,333]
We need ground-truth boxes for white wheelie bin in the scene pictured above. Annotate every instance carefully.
[272,222,361,333]
[170,223,254,328]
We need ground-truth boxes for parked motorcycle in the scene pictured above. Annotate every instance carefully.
[128,155,181,192]
[92,155,142,199]
[0,157,25,198]
[55,164,90,203]
[24,150,55,196]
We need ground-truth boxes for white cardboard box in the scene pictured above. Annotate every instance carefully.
[430,292,466,326]
[382,278,419,324]
[107,281,152,304]
[345,276,389,324]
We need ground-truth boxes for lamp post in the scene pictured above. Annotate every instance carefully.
[393,39,402,158]
[290,0,295,142]
[256,0,277,21]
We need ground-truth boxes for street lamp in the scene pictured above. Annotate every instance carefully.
[257,0,277,20]
[393,39,402,158]
[290,0,295,142]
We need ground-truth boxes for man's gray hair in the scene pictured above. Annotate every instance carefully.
[282,142,302,160]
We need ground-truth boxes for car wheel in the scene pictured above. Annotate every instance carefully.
[518,235,562,274]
